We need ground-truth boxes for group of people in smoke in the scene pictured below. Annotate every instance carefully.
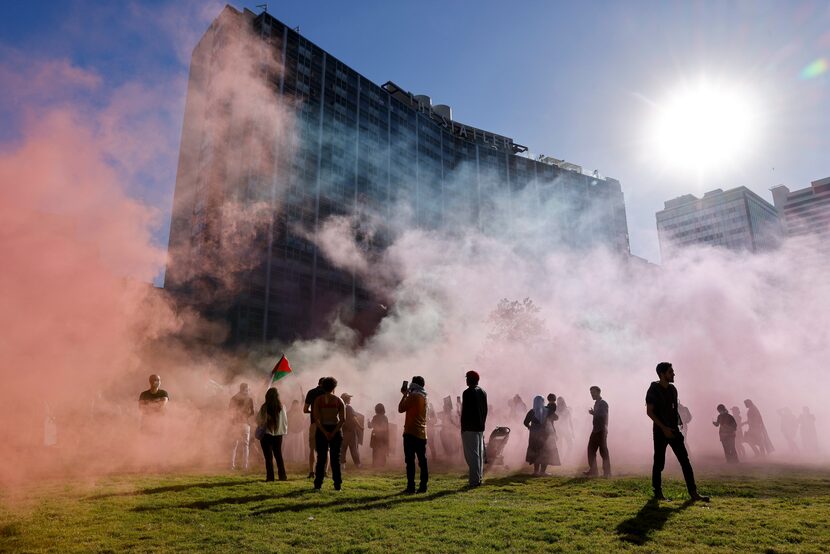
[711,401,817,463]
[136,361,820,502]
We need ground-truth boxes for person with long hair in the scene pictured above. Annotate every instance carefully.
[257,387,288,481]
[368,403,389,467]
[312,377,346,490]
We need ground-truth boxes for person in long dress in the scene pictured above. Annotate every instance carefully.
[523,395,560,475]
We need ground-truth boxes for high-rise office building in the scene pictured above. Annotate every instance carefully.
[166,6,631,344]
[771,177,830,259]
[656,186,780,260]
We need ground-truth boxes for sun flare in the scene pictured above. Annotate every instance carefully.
[649,80,759,173]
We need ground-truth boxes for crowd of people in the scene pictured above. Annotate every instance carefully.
[136,363,820,501]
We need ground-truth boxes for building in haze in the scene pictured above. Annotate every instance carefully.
[771,177,830,259]
[165,6,631,345]
[656,186,780,260]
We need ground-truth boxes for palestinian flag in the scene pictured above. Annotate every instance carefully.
[269,355,292,386]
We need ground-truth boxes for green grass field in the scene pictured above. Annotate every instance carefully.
[1,465,829,553]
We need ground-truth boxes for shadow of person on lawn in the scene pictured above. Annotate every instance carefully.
[616,499,693,545]
[87,479,260,500]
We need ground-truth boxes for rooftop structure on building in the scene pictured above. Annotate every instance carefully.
[656,186,780,260]
[165,6,632,345]
[771,177,830,259]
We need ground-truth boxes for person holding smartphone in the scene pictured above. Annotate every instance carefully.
[398,376,429,493]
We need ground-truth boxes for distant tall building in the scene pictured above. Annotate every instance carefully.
[656,186,780,260]
[771,177,830,258]
[166,6,631,345]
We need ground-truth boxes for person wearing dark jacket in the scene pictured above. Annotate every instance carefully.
[646,362,709,502]
[712,404,739,463]
[583,386,611,477]
[460,370,488,487]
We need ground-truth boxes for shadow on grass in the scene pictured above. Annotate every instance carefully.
[333,489,460,512]
[87,479,260,500]
[483,474,537,487]
[133,493,278,512]
[615,499,693,545]
[248,486,465,515]
[249,492,395,515]
[484,473,594,489]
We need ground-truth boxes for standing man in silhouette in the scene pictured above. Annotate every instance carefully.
[583,386,611,477]
[229,383,254,470]
[646,362,709,502]
[460,370,488,487]
[712,404,739,463]
[398,376,429,493]
[340,393,363,469]
[304,378,326,478]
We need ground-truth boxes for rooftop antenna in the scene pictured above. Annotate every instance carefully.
[256,3,267,13]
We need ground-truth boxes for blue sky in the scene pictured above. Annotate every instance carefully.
[3,0,829,264]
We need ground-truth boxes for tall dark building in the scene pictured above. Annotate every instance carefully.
[166,6,631,345]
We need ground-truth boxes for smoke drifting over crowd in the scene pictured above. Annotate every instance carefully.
[1,6,827,487]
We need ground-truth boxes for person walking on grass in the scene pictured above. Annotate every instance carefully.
[646,362,709,502]
[584,386,611,477]
[312,377,345,491]
[398,376,428,493]
[743,399,774,457]
[460,370,488,487]
[731,406,748,458]
[257,387,288,481]
[712,404,739,463]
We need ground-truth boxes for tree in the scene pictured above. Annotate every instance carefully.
[486,297,546,345]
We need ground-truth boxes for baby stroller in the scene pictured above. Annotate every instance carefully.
[484,427,511,468]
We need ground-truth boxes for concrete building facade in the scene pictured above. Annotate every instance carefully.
[166,6,631,345]
[656,186,780,260]
[771,177,830,258]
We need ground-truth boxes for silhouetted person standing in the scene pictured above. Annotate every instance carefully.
[303,378,326,478]
[398,376,428,493]
[731,406,747,458]
[340,393,362,468]
[646,362,708,502]
[555,396,575,460]
[229,383,254,470]
[312,377,345,491]
[368,403,389,467]
[778,407,799,453]
[460,370,487,487]
[743,399,774,457]
[257,387,288,481]
[584,386,611,477]
[712,404,738,463]
[799,407,818,453]
[524,396,558,475]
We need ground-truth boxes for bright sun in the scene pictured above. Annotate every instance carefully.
[649,80,758,173]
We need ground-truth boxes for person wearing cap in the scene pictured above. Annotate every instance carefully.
[340,392,363,469]
[460,370,488,487]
